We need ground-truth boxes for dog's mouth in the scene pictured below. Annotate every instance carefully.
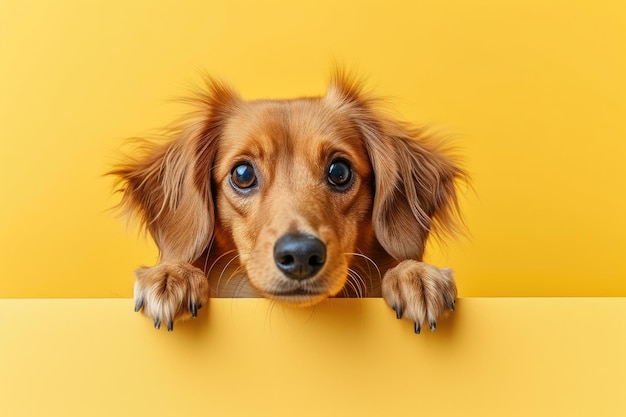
[263,284,329,305]
[270,288,322,297]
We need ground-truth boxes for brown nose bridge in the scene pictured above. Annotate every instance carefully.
[266,179,323,237]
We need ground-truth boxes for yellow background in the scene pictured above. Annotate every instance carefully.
[2,298,625,417]
[1,0,625,298]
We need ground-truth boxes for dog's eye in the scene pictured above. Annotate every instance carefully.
[230,163,257,190]
[327,159,353,188]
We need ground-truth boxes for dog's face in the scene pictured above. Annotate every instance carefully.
[113,72,464,309]
[211,99,375,305]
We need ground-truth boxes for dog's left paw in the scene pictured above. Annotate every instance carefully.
[381,260,456,334]
[133,262,209,331]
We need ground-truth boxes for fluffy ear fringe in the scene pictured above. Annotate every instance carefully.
[108,77,241,262]
[324,70,468,260]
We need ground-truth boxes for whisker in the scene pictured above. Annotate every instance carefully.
[229,267,249,297]
[340,287,349,298]
[353,270,366,298]
[346,251,382,288]
[207,249,238,277]
[215,254,240,297]
[344,272,362,298]
[351,251,382,280]
[347,269,366,298]
[202,236,216,274]
[345,271,358,297]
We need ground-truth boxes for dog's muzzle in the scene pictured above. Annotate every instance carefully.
[273,232,326,280]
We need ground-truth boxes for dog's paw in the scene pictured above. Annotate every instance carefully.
[381,260,456,334]
[133,262,209,331]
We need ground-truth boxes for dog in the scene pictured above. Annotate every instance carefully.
[110,71,466,333]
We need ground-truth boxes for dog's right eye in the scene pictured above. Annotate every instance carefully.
[230,163,257,190]
[327,159,353,189]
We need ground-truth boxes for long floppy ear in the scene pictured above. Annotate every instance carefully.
[110,79,240,263]
[324,72,465,260]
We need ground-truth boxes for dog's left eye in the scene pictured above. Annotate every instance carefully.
[327,159,353,188]
[230,163,257,190]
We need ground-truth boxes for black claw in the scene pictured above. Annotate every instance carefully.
[445,296,456,311]
[134,298,144,312]
[430,320,437,332]
[414,322,421,334]
[393,305,403,320]
[167,321,174,332]
[154,318,161,330]
[191,303,198,318]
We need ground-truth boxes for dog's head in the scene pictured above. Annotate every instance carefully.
[112,72,464,305]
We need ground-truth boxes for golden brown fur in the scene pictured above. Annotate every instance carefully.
[110,71,466,333]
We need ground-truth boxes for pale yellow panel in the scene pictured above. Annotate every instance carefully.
[1,298,625,416]
[0,0,625,297]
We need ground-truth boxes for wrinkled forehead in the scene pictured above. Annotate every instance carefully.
[216,98,370,172]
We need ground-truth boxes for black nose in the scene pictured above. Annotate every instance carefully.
[273,233,326,280]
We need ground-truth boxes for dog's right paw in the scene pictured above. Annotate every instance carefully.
[133,262,209,331]
[381,260,456,334]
